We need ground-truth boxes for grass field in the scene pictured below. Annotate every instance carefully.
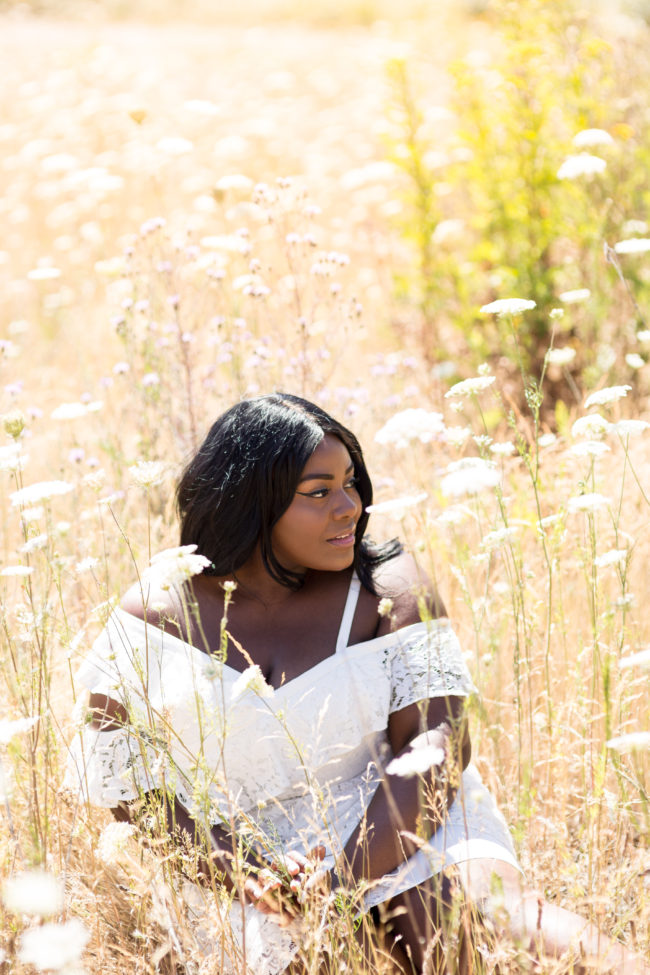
[0,1,649,972]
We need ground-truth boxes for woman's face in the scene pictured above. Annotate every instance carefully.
[270,434,363,574]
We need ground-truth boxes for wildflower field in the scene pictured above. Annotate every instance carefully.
[0,0,649,971]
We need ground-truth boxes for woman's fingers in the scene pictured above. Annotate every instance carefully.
[303,867,330,892]
[244,848,332,919]
[243,873,301,920]
[271,853,303,877]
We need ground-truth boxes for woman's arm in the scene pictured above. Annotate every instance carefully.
[339,694,470,886]
[88,693,302,916]
[88,695,256,890]
[338,554,471,887]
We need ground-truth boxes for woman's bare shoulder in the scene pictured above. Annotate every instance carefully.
[119,577,184,632]
[373,551,447,633]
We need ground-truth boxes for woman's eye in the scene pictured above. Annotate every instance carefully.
[298,477,356,499]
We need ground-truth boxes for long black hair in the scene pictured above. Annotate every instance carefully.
[176,393,400,594]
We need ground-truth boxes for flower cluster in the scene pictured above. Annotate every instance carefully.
[128,460,166,489]
[440,458,500,498]
[231,664,275,702]
[374,408,445,448]
[97,821,137,864]
[148,545,212,590]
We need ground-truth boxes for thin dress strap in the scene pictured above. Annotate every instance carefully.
[335,572,362,653]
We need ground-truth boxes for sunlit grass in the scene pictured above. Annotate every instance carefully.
[0,1,649,972]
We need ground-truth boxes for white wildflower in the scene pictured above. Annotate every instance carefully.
[27,267,61,281]
[594,549,627,568]
[156,136,193,155]
[20,533,48,554]
[374,409,445,448]
[0,764,12,801]
[3,870,64,916]
[0,715,39,744]
[201,234,251,255]
[489,441,516,456]
[445,376,496,399]
[443,425,472,448]
[94,256,126,276]
[481,527,518,550]
[479,298,536,316]
[440,457,500,498]
[97,491,124,507]
[215,174,254,192]
[558,289,590,304]
[22,507,44,523]
[387,735,445,778]
[636,330,650,344]
[75,557,99,574]
[537,513,563,530]
[540,513,562,527]
[432,219,465,245]
[436,505,474,527]
[549,308,565,320]
[366,493,428,518]
[606,732,650,753]
[10,480,74,507]
[546,347,577,366]
[623,219,648,236]
[0,443,28,472]
[128,460,166,489]
[571,414,611,439]
[569,441,610,458]
[567,493,610,513]
[613,419,649,437]
[18,918,89,970]
[473,434,492,450]
[148,545,211,589]
[83,468,106,490]
[626,353,645,369]
[184,99,220,116]
[1,565,34,577]
[231,664,274,702]
[619,649,650,671]
[538,433,557,447]
[97,821,137,864]
[572,128,614,148]
[584,385,631,408]
[51,401,102,420]
[557,153,606,179]
[613,238,650,255]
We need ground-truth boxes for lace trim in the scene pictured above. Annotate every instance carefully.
[64,726,165,806]
[389,623,476,713]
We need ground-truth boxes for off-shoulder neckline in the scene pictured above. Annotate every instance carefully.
[112,607,451,693]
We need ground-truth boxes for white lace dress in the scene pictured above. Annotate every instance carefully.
[65,574,520,974]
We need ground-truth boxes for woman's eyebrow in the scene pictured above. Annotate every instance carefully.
[298,463,354,483]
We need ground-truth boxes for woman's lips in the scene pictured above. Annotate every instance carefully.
[327,529,356,547]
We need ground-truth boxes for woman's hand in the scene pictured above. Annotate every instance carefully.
[242,847,329,925]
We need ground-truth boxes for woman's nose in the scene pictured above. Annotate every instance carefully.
[333,489,360,518]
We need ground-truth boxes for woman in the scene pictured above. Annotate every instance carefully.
[66,394,643,974]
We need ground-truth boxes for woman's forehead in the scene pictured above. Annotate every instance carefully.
[302,434,351,470]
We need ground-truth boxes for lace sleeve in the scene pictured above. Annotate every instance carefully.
[63,725,165,807]
[389,620,476,714]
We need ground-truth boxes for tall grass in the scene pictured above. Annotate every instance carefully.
[0,3,648,972]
